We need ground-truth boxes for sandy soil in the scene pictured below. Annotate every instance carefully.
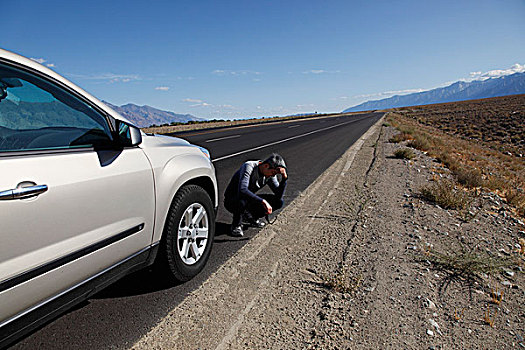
[132,116,524,349]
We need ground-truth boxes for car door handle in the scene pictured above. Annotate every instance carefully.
[0,184,48,200]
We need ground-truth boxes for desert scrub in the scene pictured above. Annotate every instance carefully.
[420,179,472,210]
[323,266,362,294]
[394,148,416,160]
[407,133,432,151]
[389,132,412,143]
[506,188,525,216]
[454,167,484,188]
[424,247,516,281]
[436,152,460,172]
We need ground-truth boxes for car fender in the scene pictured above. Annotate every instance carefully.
[149,151,217,244]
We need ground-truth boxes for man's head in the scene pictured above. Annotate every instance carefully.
[260,153,286,177]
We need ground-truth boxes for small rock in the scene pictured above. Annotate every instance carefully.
[427,329,434,336]
[499,248,510,256]
[502,281,513,287]
[423,298,437,310]
[468,329,472,334]
[429,319,442,335]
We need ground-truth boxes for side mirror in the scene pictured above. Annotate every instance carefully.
[115,119,142,147]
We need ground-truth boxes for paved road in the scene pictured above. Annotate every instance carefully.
[12,112,384,350]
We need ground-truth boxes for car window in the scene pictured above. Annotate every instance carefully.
[0,62,113,153]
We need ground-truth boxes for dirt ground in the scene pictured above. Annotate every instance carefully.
[132,116,524,349]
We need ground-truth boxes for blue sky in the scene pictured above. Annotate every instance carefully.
[3,0,524,119]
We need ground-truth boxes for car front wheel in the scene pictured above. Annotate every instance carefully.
[159,184,215,282]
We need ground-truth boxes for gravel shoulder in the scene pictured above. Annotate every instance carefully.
[132,116,524,349]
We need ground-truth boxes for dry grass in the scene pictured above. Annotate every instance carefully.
[454,167,484,188]
[407,133,432,151]
[394,148,416,160]
[420,179,472,210]
[389,132,412,143]
[323,266,363,294]
[387,101,525,218]
[424,246,516,280]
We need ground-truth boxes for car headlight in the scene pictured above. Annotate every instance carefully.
[197,146,211,160]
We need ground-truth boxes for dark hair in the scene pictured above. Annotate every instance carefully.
[262,153,286,169]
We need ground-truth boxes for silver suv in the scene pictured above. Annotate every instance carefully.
[0,49,217,347]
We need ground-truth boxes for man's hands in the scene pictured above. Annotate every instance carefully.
[262,199,273,214]
[279,167,287,180]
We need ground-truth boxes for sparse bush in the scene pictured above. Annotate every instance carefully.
[420,179,472,210]
[506,188,525,216]
[425,247,516,280]
[323,266,362,294]
[454,167,484,188]
[485,176,507,192]
[436,152,460,172]
[407,134,432,151]
[389,132,412,143]
[394,148,416,160]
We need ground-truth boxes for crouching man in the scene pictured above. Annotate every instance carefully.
[224,153,287,237]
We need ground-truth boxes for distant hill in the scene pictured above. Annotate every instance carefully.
[103,101,203,128]
[343,72,525,112]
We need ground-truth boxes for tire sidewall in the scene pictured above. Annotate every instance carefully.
[163,185,215,282]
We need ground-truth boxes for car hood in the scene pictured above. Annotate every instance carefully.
[140,133,191,148]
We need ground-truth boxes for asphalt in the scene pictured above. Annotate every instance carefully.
[11,112,384,350]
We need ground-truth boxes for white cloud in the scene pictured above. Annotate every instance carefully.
[183,98,213,108]
[30,57,56,68]
[30,57,46,64]
[71,73,140,83]
[469,63,525,81]
[302,69,341,74]
[182,98,203,103]
[212,69,261,76]
[354,88,425,100]
[155,86,170,91]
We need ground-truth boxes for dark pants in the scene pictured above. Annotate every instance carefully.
[224,194,284,227]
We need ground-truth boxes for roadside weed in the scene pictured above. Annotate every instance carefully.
[454,307,465,321]
[424,246,516,280]
[389,132,412,143]
[420,179,472,210]
[323,266,363,294]
[490,287,503,305]
[394,148,416,160]
[484,304,497,327]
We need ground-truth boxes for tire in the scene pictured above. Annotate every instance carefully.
[158,184,215,282]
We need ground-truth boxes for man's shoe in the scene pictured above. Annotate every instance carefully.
[231,225,244,237]
[242,212,266,228]
[250,218,266,228]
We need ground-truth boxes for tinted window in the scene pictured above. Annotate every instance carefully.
[0,63,113,152]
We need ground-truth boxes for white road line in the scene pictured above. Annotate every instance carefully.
[287,125,300,128]
[205,134,241,143]
[212,117,369,163]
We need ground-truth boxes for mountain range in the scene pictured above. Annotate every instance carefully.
[343,72,525,112]
[103,101,203,128]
